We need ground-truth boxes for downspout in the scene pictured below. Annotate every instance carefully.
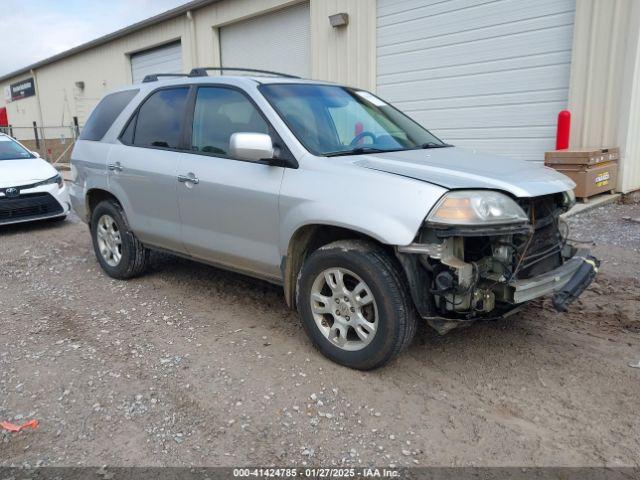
[30,68,47,160]
[186,10,198,71]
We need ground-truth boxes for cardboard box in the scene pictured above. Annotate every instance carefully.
[552,161,618,199]
[545,147,619,166]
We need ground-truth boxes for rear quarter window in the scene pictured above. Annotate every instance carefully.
[80,89,139,141]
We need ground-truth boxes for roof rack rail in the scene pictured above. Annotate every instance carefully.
[189,67,300,79]
[142,73,190,83]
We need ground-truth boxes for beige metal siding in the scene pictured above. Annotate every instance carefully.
[192,0,304,69]
[130,41,183,83]
[311,0,376,90]
[377,0,576,162]
[618,12,640,193]
[568,0,640,192]
[0,0,375,144]
[1,14,190,139]
[220,2,311,77]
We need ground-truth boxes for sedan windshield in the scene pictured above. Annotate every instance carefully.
[0,136,34,160]
[259,84,448,156]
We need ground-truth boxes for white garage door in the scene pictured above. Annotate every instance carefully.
[377,0,576,161]
[131,41,183,84]
[220,2,311,78]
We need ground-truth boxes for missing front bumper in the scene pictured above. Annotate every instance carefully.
[551,253,600,312]
[508,249,599,305]
[395,241,600,335]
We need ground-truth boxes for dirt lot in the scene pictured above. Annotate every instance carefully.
[1,201,639,467]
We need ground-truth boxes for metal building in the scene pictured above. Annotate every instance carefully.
[0,0,638,192]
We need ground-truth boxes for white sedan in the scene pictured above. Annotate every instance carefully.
[0,133,70,225]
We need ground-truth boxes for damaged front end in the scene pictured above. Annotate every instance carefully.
[396,191,599,334]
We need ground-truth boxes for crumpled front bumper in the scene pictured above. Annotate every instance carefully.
[508,249,599,308]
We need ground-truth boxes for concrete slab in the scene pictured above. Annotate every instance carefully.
[562,192,621,218]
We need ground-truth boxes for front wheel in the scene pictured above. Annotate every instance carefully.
[296,240,417,370]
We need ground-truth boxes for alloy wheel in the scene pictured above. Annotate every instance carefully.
[96,214,122,267]
[309,267,378,351]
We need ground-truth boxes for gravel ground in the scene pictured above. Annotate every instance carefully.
[567,201,640,280]
[568,201,640,252]
[1,201,639,467]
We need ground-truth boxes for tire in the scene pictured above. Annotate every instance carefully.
[296,239,417,370]
[90,199,149,279]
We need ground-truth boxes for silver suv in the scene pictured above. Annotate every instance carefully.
[70,68,599,370]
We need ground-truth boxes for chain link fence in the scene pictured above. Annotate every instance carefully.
[1,124,81,165]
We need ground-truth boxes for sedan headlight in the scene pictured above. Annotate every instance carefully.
[33,174,63,188]
[426,190,528,226]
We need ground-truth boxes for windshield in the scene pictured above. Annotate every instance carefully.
[259,84,448,156]
[0,136,34,161]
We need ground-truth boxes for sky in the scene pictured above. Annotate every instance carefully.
[0,0,189,77]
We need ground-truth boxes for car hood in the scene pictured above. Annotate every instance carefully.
[0,158,58,188]
[352,147,575,197]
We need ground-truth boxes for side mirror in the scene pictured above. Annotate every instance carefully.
[31,151,40,158]
[229,132,274,163]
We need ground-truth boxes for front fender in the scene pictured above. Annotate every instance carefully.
[278,162,447,255]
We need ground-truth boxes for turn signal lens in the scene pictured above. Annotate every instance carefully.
[432,197,475,221]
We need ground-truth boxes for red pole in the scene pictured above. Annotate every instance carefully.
[556,110,571,150]
[354,122,364,144]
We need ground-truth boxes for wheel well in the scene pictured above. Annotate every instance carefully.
[282,224,394,309]
[86,189,120,221]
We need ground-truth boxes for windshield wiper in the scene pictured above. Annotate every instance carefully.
[324,142,452,157]
[325,146,394,157]
[418,142,453,149]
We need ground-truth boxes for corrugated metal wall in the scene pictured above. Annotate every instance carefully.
[619,29,640,193]
[568,0,640,192]
[130,41,183,83]
[310,0,376,90]
[220,2,311,78]
[1,13,189,139]
[376,0,576,162]
[0,0,376,140]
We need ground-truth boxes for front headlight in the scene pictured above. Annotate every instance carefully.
[426,190,529,226]
[33,174,63,188]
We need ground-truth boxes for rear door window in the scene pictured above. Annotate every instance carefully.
[80,89,139,141]
[133,87,189,149]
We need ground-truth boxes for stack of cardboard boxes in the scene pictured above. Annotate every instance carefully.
[544,147,619,202]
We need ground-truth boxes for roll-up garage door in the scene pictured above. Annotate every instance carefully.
[130,41,183,84]
[220,2,311,78]
[377,0,576,161]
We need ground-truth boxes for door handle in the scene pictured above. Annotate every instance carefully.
[108,162,123,172]
[178,174,199,184]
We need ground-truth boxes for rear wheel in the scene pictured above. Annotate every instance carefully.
[296,240,416,370]
[90,200,148,279]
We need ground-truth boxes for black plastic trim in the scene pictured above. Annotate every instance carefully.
[118,83,298,169]
[432,223,532,238]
